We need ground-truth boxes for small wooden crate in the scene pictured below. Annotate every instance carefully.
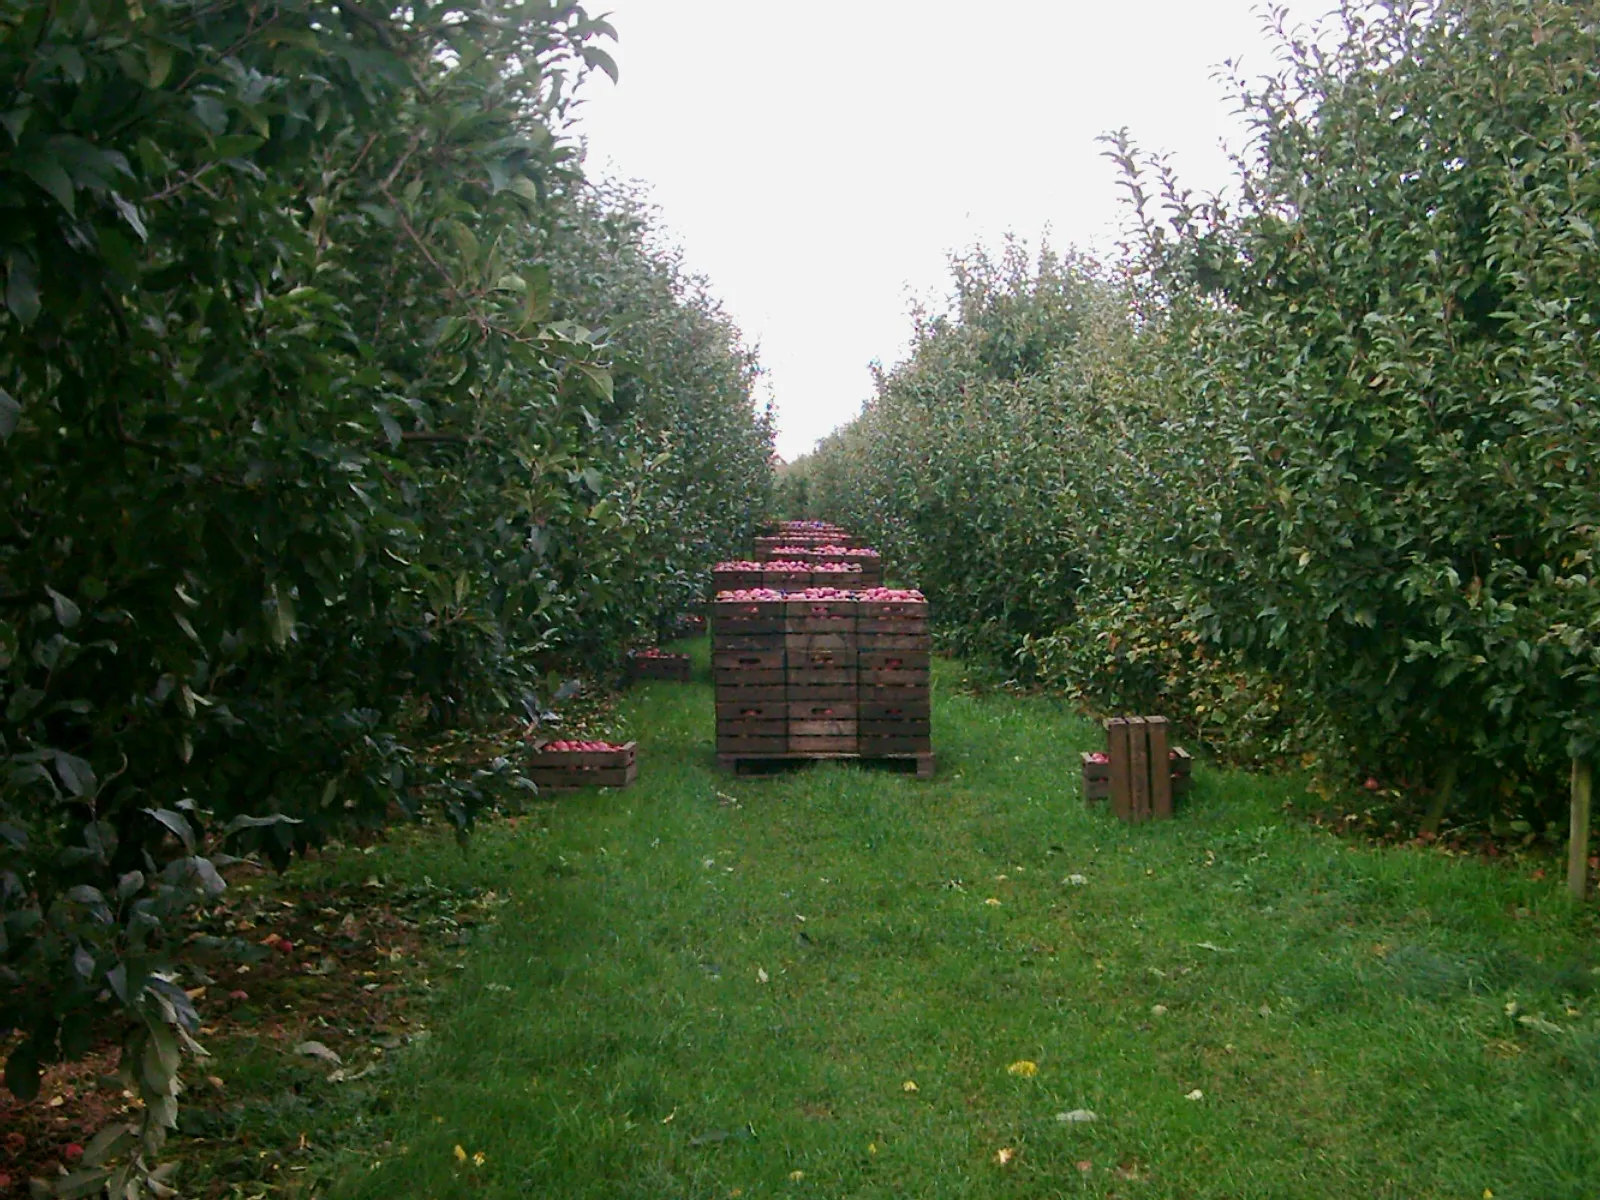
[717,721,787,754]
[785,631,857,654]
[1082,745,1191,805]
[809,565,864,588]
[785,596,858,635]
[788,716,858,753]
[860,698,931,721]
[713,648,785,688]
[628,652,691,682]
[526,742,638,793]
[713,598,786,637]
[712,567,763,593]
[788,644,856,672]
[1101,717,1189,822]
[859,598,929,621]
[789,700,858,721]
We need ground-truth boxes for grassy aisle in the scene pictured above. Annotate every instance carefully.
[326,646,1597,1199]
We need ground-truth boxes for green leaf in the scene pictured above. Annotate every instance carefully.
[145,808,195,853]
[576,362,613,403]
[5,255,40,325]
[54,751,97,797]
[146,42,174,88]
[22,155,75,215]
[266,580,296,648]
[581,45,619,83]
[0,107,27,144]
[0,386,18,440]
[46,586,81,627]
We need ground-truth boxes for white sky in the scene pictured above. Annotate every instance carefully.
[574,1,1328,460]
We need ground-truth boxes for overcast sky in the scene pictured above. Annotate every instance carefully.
[574,1,1327,460]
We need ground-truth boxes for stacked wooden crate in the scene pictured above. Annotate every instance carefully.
[814,546,883,587]
[858,593,931,760]
[712,587,933,777]
[711,560,864,594]
[712,594,787,757]
[786,592,858,754]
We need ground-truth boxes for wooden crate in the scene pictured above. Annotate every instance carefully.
[1171,746,1193,795]
[809,566,864,588]
[786,667,856,692]
[1103,716,1180,822]
[628,652,691,682]
[784,631,857,654]
[859,650,930,672]
[860,681,931,704]
[711,568,763,593]
[785,597,858,634]
[859,598,928,621]
[713,598,786,637]
[860,698,930,720]
[853,631,931,652]
[716,696,783,718]
[714,649,784,670]
[1080,751,1110,802]
[758,567,811,588]
[717,731,788,754]
[526,742,638,792]
[788,645,856,672]
[785,596,857,618]
[859,667,928,688]
[713,683,788,705]
[1083,744,1192,805]
[714,631,786,652]
[789,700,858,721]
[787,681,858,703]
[857,617,929,636]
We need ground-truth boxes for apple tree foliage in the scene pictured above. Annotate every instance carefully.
[805,0,1599,829]
[0,0,771,1187]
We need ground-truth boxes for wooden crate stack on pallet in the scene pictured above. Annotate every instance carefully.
[711,587,934,777]
[858,593,931,758]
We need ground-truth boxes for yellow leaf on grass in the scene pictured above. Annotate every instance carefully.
[902,1080,919,1093]
[1007,1060,1038,1078]
[995,1147,1015,1166]
[789,1171,805,1181]
[984,897,1002,906]
[472,1152,486,1167]
[453,1145,467,1163]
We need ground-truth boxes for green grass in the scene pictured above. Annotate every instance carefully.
[281,645,1597,1198]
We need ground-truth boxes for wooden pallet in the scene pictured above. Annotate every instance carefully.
[717,751,935,779]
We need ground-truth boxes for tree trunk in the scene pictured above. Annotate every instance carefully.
[1569,758,1593,902]
[1419,759,1458,837]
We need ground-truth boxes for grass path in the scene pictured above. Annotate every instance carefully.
[317,645,1597,1198]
